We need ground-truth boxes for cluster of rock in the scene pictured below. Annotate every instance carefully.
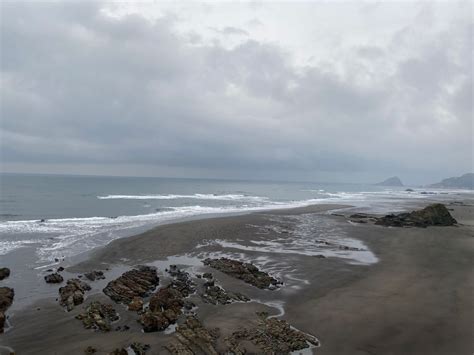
[0,286,14,333]
[140,266,195,332]
[44,272,64,284]
[76,301,119,332]
[84,270,106,281]
[203,258,281,289]
[165,315,220,355]
[103,266,159,304]
[86,342,150,355]
[59,278,91,311]
[200,274,249,305]
[225,312,320,354]
[375,203,457,228]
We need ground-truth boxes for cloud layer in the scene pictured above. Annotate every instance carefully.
[0,1,472,184]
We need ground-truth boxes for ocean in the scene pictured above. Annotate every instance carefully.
[0,173,464,266]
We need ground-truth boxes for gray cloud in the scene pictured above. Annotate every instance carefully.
[0,1,472,184]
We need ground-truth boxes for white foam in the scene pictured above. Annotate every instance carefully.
[97,193,269,202]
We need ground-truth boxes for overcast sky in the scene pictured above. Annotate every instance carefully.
[0,1,472,184]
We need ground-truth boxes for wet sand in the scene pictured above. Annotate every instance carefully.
[1,202,473,354]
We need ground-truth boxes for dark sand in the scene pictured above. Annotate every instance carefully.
[1,202,473,354]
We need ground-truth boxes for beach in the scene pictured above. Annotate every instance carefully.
[1,200,473,354]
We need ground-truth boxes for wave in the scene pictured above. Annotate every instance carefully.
[97,193,268,201]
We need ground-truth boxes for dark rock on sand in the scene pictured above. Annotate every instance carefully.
[0,268,10,280]
[0,287,14,333]
[59,278,91,311]
[44,272,64,284]
[57,266,65,272]
[140,266,195,332]
[203,257,281,289]
[76,301,119,332]
[103,266,159,304]
[109,349,127,355]
[130,342,151,355]
[375,203,457,228]
[201,282,250,305]
[166,315,220,355]
[128,296,144,312]
[225,311,319,354]
[84,270,105,281]
[84,346,97,354]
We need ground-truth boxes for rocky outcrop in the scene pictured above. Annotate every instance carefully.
[429,173,474,189]
[59,278,91,311]
[84,270,105,281]
[375,176,403,187]
[0,268,10,280]
[203,258,281,289]
[165,315,220,355]
[130,342,151,355]
[140,266,195,332]
[0,287,14,333]
[76,301,119,332]
[44,272,64,283]
[103,266,159,304]
[375,203,457,228]
[225,312,319,354]
[128,297,144,312]
[201,277,250,305]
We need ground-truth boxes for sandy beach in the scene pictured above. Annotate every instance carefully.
[1,201,473,355]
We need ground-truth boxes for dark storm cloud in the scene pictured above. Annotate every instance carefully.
[0,1,471,183]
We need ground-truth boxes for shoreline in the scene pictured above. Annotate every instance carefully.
[1,200,473,354]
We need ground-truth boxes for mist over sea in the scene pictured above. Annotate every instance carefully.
[0,173,467,265]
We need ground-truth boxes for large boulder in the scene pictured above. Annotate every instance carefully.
[103,266,159,305]
[59,278,91,311]
[375,203,457,228]
[0,268,10,280]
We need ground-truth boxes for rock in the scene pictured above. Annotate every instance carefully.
[225,312,319,354]
[76,301,119,332]
[375,203,457,228]
[103,266,159,304]
[375,176,403,187]
[0,268,10,280]
[84,270,105,281]
[57,266,65,272]
[201,283,250,305]
[0,287,14,333]
[141,310,170,332]
[428,173,474,189]
[405,188,414,192]
[44,273,64,284]
[202,272,213,279]
[149,287,184,318]
[128,296,144,312]
[59,278,91,311]
[165,315,219,355]
[130,342,150,355]
[109,349,127,355]
[84,346,97,354]
[203,258,281,289]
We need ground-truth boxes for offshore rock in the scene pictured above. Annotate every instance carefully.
[59,278,91,311]
[103,266,159,304]
[0,287,14,333]
[375,204,457,228]
[203,258,281,289]
[76,301,119,332]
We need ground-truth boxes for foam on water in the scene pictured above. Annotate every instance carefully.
[97,193,269,201]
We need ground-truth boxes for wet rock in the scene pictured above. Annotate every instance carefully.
[0,287,14,333]
[148,287,184,320]
[76,301,119,332]
[109,349,127,355]
[103,266,159,304]
[57,266,65,272]
[44,272,64,284]
[202,272,213,279]
[84,270,105,281]
[201,283,250,305]
[226,311,319,354]
[375,203,457,228]
[84,346,97,354]
[0,268,10,280]
[59,278,91,311]
[130,342,150,355]
[128,296,144,312]
[141,310,170,332]
[313,254,326,258]
[203,258,281,289]
[166,315,219,355]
